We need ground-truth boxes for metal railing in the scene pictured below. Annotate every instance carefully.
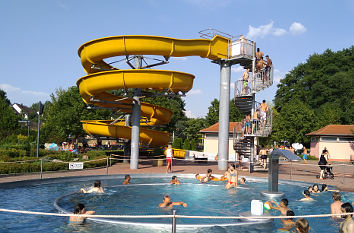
[234,79,252,97]
[253,66,274,93]
[230,39,255,59]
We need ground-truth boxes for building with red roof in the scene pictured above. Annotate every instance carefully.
[306,125,354,161]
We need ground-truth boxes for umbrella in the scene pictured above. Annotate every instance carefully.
[48,143,59,151]
[292,143,303,150]
[271,149,301,161]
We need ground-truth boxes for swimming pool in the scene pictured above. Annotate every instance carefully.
[0,174,352,232]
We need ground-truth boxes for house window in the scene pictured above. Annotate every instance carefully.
[311,137,319,142]
[321,136,337,142]
[338,137,354,142]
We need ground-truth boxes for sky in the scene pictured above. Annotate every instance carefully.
[1,0,353,118]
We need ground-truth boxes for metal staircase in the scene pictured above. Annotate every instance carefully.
[232,51,274,167]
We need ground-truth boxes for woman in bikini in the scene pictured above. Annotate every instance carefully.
[225,164,238,189]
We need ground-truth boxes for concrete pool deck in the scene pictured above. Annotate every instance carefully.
[0,160,353,192]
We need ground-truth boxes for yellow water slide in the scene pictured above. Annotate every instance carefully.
[77,35,230,146]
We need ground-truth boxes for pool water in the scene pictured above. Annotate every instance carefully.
[0,174,353,233]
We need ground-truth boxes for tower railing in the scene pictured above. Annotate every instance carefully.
[252,65,274,93]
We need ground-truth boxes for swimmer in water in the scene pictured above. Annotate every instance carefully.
[312,184,321,193]
[321,184,339,192]
[158,195,187,208]
[239,177,246,184]
[69,203,95,224]
[225,164,238,189]
[295,218,310,233]
[331,192,343,219]
[270,198,290,215]
[196,169,214,183]
[170,176,181,185]
[123,175,131,185]
[279,210,295,231]
[299,190,314,202]
[80,180,104,193]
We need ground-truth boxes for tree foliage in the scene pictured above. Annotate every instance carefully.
[272,100,316,145]
[205,98,243,127]
[41,86,111,143]
[272,46,354,145]
[0,89,20,140]
[275,47,354,124]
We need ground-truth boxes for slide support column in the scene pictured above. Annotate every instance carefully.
[218,60,231,171]
[130,56,142,169]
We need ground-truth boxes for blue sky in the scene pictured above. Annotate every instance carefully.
[1,0,353,118]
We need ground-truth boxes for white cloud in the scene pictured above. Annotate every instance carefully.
[231,66,244,73]
[0,83,50,105]
[230,82,235,90]
[247,21,277,39]
[184,109,195,118]
[273,28,287,36]
[186,89,202,96]
[246,21,306,39]
[289,22,306,35]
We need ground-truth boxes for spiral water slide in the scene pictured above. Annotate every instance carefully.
[77,35,230,146]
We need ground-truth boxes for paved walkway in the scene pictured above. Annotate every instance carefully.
[0,160,353,192]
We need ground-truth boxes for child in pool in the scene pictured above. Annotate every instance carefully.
[270,198,290,215]
[80,180,104,193]
[158,195,187,208]
[69,203,95,224]
[123,175,131,185]
[299,190,314,202]
[170,176,181,185]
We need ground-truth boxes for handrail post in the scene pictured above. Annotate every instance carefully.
[40,159,43,179]
[172,209,177,233]
[106,156,109,175]
[342,164,344,184]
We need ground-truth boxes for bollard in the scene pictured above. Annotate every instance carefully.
[106,157,109,175]
[40,159,43,179]
[172,209,177,233]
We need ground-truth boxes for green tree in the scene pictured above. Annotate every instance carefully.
[41,86,111,143]
[0,89,20,140]
[275,47,354,125]
[183,118,207,143]
[205,99,243,127]
[272,100,316,145]
[190,139,197,151]
[172,137,183,149]
[182,139,191,150]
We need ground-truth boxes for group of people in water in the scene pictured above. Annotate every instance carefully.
[70,169,353,233]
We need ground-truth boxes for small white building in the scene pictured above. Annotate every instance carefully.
[199,122,241,161]
[306,125,354,161]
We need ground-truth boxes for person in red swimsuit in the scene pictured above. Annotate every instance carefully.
[225,164,238,189]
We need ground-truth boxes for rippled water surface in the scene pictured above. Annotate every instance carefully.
[0,175,353,232]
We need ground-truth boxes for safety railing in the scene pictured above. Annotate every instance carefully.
[230,39,255,59]
[234,79,252,97]
[1,207,353,233]
[253,65,274,93]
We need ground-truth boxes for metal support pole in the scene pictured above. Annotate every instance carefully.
[342,164,345,184]
[290,160,292,180]
[217,60,231,171]
[172,209,177,233]
[130,56,142,169]
[36,113,40,158]
[40,159,43,179]
[106,157,109,175]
